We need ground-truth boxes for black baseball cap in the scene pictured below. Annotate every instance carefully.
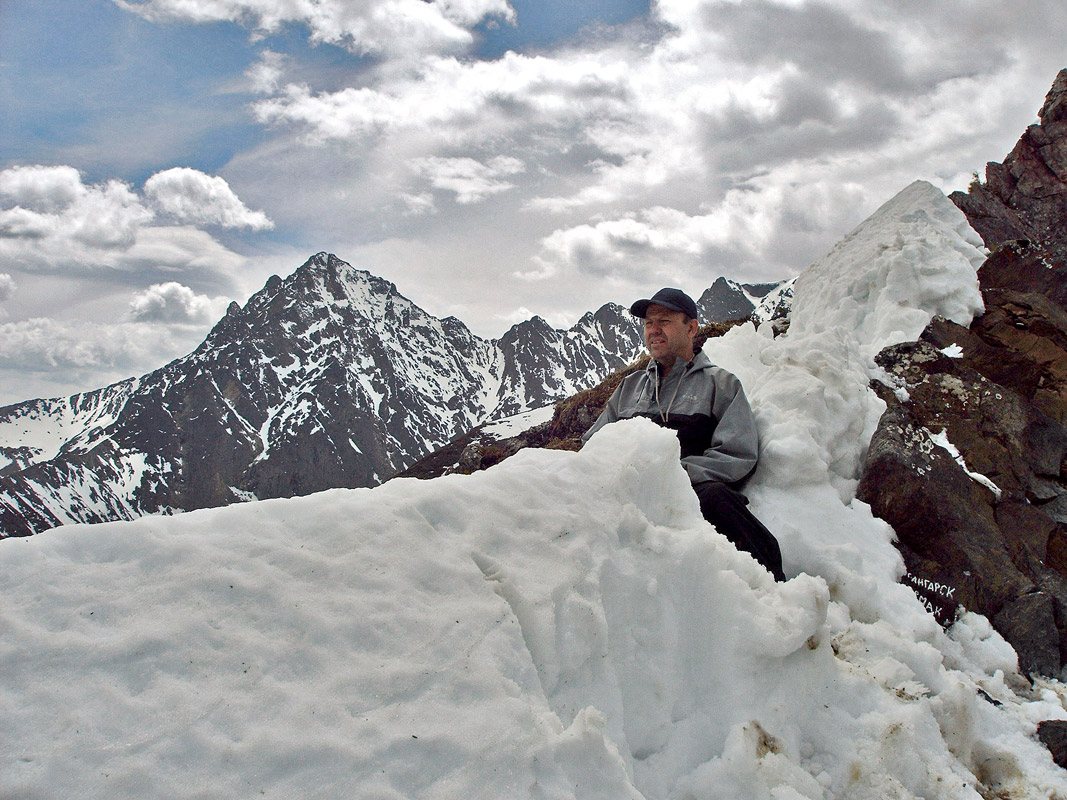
[629,287,699,320]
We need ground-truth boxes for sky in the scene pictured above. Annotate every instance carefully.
[0,0,1065,404]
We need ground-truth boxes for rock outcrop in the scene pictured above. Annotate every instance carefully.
[950,68,1067,264]
[857,258,1067,675]
[859,70,1067,677]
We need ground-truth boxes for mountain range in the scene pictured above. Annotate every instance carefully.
[0,255,785,537]
[15,56,1061,545]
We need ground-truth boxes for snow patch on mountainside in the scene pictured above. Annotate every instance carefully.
[0,379,140,472]
[481,405,557,439]
[753,277,796,323]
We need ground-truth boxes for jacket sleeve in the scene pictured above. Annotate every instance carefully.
[680,371,759,485]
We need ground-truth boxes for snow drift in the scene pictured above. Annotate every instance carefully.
[3,181,1067,799]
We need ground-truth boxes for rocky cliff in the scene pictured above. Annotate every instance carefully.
[857,69,1067,677]
[951,68,1067,264]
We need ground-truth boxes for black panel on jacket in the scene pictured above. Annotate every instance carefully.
[633,412,719,459]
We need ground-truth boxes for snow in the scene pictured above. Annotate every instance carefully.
[481,405,556,439]
[0,381,136,471]
[229,487,258,503]
[3,181,1066,799]
[928,429,1003,500]
[787,180,986,362]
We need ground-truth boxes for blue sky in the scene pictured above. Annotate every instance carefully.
[0,0,1064,403]
[2,0,648,182]
[3,0,257,180]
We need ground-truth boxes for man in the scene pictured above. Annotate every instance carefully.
[582,287,786,582]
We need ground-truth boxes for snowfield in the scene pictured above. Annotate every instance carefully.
[4,181,1067,799]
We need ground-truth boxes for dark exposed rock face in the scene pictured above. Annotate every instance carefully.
[697,278,781,323]
[857,244,1067,676]
[861,69,1067,677]
[950,68,1067,265]
[1038,720,1067,769]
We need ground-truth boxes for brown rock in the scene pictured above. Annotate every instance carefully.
[1037,720,1067,769]
[993,592,1060,677]
[858,383,1034,618]
[1039,70,1067,124]
[951,68,1067,264]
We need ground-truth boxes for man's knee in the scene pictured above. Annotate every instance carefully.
[692,480,746,518]
[692,480,786,582]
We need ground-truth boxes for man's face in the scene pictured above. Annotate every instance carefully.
[643,304,698,366]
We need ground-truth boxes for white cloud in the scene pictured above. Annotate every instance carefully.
[412,155,525,204]
[400,192,437,215]
[0,309,230,403]
[119,226,249,273]
[144,167,273,230]
[251,51,634,146]
[243,0,1067,222]
[0,316,202,373]
[0,273,15,303]
[0,164,85,213]
[98,0,1067,343]
[0,165,262,276]
[0,165,152,249]
[245,49,286,94]
[128,282,230,323]
[114,0,515,60]
[530,176,870,282]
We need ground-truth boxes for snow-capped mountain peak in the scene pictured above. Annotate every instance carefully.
[0,253,651,536]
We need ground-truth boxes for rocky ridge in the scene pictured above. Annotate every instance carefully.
[696,277,783,322]
[857,69,1067,677]
[951,68,1067,265]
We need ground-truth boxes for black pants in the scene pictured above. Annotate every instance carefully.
[693,481,786,582]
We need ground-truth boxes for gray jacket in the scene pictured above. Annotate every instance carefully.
[582,350,759,485]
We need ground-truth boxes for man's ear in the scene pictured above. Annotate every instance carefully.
[687,317,699,337]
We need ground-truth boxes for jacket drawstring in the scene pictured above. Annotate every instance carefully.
[653,360,684,423]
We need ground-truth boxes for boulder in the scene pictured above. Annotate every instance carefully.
[1038,720,1067,769]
